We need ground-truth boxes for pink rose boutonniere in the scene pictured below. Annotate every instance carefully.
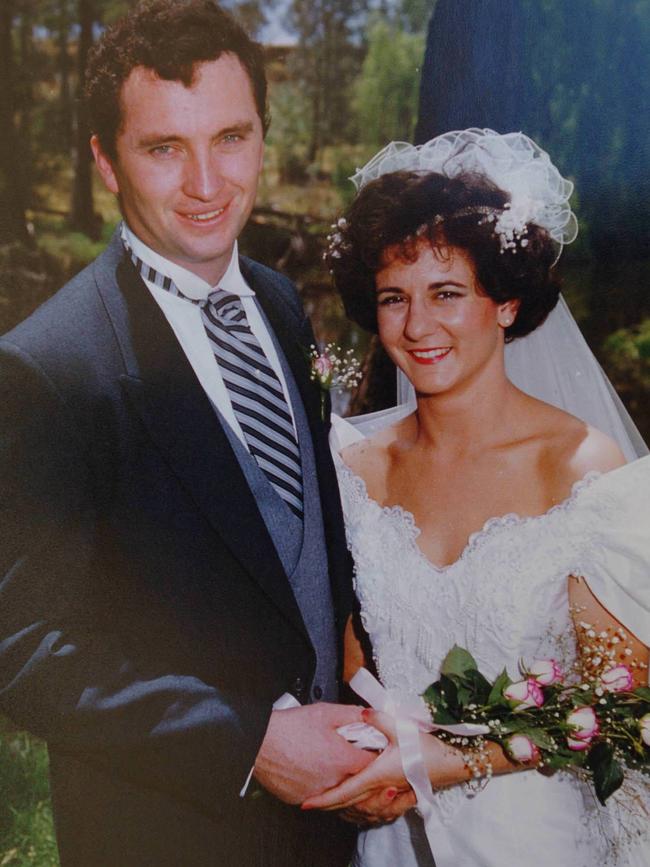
[308,343,362,419]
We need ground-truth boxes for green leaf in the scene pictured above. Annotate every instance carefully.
[496,717,545,735]
[633,686,650,702]
[488,669,512,705]
[429,703,460,725]
[456,683,474,707]
[423,683,459,724]
[422,682,444,706]
[466,668,492,703]
[519,728,556,750]
[586,742,625,805]
[440,645,478,679]
[439,674,460,712]
[544,752,581,770]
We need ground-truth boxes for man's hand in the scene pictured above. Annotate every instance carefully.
[301,735,415,822]
[253,703,375,804]
[300,709,416,825]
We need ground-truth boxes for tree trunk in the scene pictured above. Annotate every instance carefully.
[307,91,319,163]
[58,0,73,150]
[0,0,29,244]
[70,0,100,239]
[17,0,34,191]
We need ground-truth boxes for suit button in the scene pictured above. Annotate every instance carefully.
[292,677,304,697]
[313,685,323,700]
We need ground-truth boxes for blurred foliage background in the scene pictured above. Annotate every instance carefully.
[0,0,648,862]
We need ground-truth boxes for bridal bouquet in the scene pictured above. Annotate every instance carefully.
[423,627,650,804]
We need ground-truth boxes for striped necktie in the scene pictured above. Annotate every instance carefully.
[125,244,303,519]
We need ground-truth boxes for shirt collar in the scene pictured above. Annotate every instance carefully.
[121,222,254,302]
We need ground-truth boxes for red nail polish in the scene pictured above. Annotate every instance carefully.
[385,787,397,799]
[361,708,369,721]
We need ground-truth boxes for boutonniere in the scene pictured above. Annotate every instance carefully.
[308,343,363,420]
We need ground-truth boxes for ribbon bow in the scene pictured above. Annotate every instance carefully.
[349,667,489,867]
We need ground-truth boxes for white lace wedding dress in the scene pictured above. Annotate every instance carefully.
[334,425,650,867]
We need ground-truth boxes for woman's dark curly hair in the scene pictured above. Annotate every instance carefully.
[85,0,269,160]
[328,170,560,341]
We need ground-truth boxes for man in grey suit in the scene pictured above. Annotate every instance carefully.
[0,1,371,863]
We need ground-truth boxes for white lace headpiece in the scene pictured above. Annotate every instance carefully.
[348,128,578,261]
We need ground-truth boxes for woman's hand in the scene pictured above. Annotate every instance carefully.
[302,706,530,824]
[302,707,474,823]
[302,709,415,823]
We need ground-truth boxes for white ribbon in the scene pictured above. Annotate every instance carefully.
[349,667,489,867]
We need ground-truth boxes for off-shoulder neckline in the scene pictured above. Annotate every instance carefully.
[337,457,613,574]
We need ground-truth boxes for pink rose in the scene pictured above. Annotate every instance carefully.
[503,678,544,711]
[566,706,599,751]
[528,659,563,686]
[599,664,634,693]
[313,355,334,384]
[639,713,650,747]
[504,734,540,764]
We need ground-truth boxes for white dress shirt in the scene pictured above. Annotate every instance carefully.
[121,223,298,448]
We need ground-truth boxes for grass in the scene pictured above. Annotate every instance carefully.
[0,721,58,867]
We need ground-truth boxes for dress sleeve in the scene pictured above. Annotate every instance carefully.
[329,413,367,454]
[574,455,650,648]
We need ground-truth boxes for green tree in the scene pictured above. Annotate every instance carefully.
[69,0,99,237]
[288,0,370,161]
[0,1,30,243]
[221,0,272,37]
[398,0,437,33]
[353,15,424,145]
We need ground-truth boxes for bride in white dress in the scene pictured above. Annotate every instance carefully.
[303,131,650,866]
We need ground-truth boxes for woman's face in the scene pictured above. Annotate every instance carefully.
[375,242,516,398]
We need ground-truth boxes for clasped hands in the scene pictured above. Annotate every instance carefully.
[254,703,418,826]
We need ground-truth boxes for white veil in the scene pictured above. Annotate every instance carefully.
[504,297,647,461]
[346,296,648,462]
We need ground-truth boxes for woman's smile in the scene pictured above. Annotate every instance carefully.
[407,347,453,364]
[375,242,508,396]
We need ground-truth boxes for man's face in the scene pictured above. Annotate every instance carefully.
[92,55,265,285]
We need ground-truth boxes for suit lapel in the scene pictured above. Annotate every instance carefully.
[94,241,309,639]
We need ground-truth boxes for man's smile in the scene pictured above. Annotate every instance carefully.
[183,206,227,222]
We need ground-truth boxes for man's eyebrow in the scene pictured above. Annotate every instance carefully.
[137,134,180,148]
[137,121,255,148]
[218,121,255,137]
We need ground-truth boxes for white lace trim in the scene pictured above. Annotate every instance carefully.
[338,459,601,573]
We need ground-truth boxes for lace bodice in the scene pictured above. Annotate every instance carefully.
[338,461,605,692]
[335,446,650,867]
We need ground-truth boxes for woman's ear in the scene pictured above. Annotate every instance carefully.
[497,299,520,329]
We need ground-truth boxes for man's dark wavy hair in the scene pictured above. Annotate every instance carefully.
[328,171,560,340]
[85,0,269,159]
